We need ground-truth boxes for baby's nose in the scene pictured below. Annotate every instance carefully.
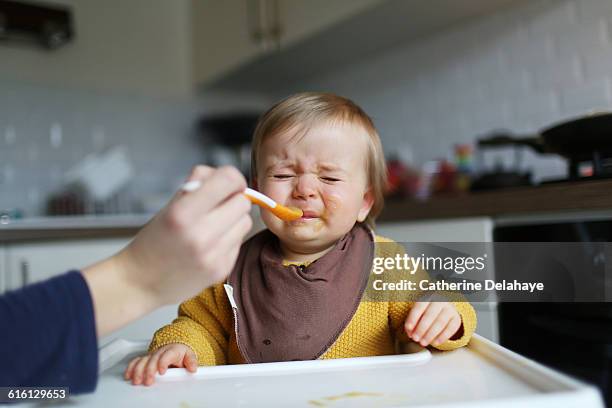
[293,175,318,199]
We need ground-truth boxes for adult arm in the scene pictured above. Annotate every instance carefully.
[83,166,251,337]
[0,271,97,393]
[0,166,252,393]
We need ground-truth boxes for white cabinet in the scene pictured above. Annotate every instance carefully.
[197,0,526,92]
[2,237,178,344]
[191,0,382,86]
[4,238,132,290]
[192,0,266,85]
[278,0,382,47]
[375,217,499,343]
[375,217,493,242]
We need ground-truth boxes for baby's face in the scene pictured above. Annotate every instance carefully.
[256,121,373,254]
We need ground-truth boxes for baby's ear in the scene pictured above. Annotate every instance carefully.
[357,188,375,222]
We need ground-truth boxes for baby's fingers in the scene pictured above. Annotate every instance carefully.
[143,352,163,386]
[183,350,198,373]
[131,356,151,385]
[421,308,454,346]
[158,348,183,375]
[124,357,141,380]
[432,314,462,346]
[410,303,443,343]
[404,301,429,335]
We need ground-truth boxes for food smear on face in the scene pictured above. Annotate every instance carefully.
[323,194,342,213]
[288,209,326,232]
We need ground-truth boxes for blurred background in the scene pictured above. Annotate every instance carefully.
[5,1,612,402]
[2,0,610,218]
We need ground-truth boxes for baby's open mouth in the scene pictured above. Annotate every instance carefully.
[294,209,321,221]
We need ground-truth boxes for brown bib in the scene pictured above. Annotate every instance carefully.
[227,223,374,363]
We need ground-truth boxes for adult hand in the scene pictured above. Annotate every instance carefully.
[83,165,252,337]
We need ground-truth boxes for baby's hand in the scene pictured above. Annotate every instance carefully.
[124,343,198,386]
[404,300,462,347]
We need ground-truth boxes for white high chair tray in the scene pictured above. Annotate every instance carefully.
[58,335,602,408]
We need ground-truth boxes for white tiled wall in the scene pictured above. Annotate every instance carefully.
[280,0,612,182]
[0,83,271,216]
[4,0,612,215]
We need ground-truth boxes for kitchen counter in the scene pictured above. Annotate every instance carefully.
[379,179,612,222]
[0,214,150,242]
[5,178,612,241]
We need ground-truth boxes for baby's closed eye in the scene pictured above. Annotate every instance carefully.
[273,174,295,179]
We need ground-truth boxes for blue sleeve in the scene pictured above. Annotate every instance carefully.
[0,271,99,394]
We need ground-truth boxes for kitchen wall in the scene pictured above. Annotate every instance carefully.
[4,0,611,215]
[0,0,271,216]
[277,0,612,182]
[0,82,270,216]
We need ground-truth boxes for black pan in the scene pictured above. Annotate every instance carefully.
[478,112,612,178]
[538,112,612,159]
[198,112,261,147]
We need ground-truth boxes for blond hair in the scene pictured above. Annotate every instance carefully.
[250,92,387,226]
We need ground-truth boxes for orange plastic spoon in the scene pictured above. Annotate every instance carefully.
[181,181,303,221]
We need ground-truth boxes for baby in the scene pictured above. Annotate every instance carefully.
[125,92,477,386]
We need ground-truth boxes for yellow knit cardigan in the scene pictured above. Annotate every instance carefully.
[149,236,478,365]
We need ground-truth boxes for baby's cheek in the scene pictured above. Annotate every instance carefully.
[260,206,281,231]
[323,193,343,216]
[260,182,284,203]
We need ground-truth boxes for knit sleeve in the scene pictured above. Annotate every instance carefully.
[375,235,477,351]
[148,284,234,366]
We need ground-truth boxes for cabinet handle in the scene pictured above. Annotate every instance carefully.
[20,260,29,286]
[246,0,281,50]
[267,0,281,50]
[247,0,264,45]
